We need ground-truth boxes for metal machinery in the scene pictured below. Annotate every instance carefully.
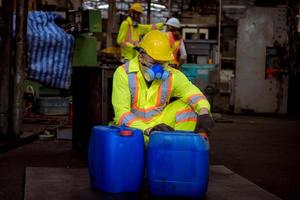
[71,10,102,66]
[183,39,219,91]
[184,39,218,65]
[234,6,288,114]
[183,39,220,112]
[71,10,119,150]
[180,3,221,112]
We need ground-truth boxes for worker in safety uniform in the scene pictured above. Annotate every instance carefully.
[117,2,164,61]
[165,17,187,69]
[112,30,214,143]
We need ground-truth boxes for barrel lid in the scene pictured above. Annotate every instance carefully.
[201,133,208,140]
[119,130,133,136]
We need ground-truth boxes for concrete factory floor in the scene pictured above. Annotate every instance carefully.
[23,165,281,200]
[0,114,299,200]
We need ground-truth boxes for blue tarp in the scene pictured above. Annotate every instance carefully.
[26,11,74,89]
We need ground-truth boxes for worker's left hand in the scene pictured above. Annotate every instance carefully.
[144,123,174,136]
[151,123,174,132]
[194,114,215,134]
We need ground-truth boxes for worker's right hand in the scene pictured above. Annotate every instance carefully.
[144,123,174,136]
[194,114,215,134]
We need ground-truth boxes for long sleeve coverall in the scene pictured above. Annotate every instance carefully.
[117,17,163,60]
[112,56,211,141]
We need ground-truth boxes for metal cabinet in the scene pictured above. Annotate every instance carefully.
[72,65,117,150]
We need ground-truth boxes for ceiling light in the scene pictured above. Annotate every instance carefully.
[98,4,109,9]
[151,3,166,9]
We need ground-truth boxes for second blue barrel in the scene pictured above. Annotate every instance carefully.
[88,126,144,193]
[147,131,209,198]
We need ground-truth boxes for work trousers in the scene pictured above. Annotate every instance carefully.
[143,99,197,143]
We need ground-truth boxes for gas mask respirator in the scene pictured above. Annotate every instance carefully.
[144,63,170,82]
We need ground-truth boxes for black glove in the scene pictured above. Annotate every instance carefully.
[151,123,174,132]
[194,114,215,134]
[144,123,174,136]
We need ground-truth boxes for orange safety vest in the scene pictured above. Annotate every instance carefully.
[168,32,181,66]
[117,17,159,60]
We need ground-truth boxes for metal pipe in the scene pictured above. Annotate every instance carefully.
[217,0,222,65]
[0,0,13,136]
[168,0,172,18]
[11,0,28,136]
[147,0,151,24]
[106,0,115,48]
[214,0,222,88]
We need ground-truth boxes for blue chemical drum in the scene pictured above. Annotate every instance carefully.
[88,126,144,193]
[147,131,209,198]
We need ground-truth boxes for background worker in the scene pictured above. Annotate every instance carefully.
[165,17,187,69]
[112,30,214,143]
[117,2,164,61]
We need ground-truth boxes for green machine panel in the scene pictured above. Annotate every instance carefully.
[82,10,102,33]
[72,34,97,66]
[24,79,61,97]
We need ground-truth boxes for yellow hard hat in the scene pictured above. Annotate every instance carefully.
[139,30,174,61]
[130,3,143,13]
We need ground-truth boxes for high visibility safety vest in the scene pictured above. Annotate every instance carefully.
[117,17,163,60]
[167,32,181,66]
[112,56,210,131]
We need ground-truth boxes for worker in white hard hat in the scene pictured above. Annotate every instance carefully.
[117,2,164,61]
[165,17,187,69]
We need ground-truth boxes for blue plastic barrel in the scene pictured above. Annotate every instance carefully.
[147,131,209,198]
[88,126,144,193]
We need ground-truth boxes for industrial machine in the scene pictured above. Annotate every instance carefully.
[234,6,288,114]
[70,9,121,150]
[70,9,102,66]
[72,34,98,66]
[184,39,218,65]
[182,39,220,112]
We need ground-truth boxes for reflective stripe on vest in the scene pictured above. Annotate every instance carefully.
[187,94,206,107]
[156,74,172,106]
[121,21,139,47]
[124,62,172,119]
[128,73,138,105]
[169,32,175,48]
[175,108,197,123]
[118,111,140,126]
[168,32,180,64]
[132,106,164,119]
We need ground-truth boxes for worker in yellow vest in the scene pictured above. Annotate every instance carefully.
[165,17,187,69]
[117,2,164,61]
[112,30,214,143]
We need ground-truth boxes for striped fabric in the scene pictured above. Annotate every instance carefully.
[26,11,74,89]
[124,62,171,120]
[175,108,197,123]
